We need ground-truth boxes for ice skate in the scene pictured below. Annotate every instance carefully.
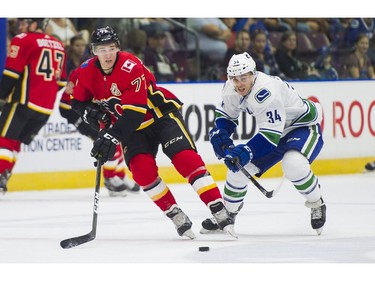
[104,176,128,197]
[122,176,140,192]
[200,202,242,235]
[207,201,237,238]
[305,198,326,235]
[0,170,10,195]
[166,205,196,239]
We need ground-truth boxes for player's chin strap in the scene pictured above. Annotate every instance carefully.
[224,145,282,198]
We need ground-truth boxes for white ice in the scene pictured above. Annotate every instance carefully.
[1,173,375,280]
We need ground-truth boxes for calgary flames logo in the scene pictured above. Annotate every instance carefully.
[110,83,122,96]
[101,96,123,119]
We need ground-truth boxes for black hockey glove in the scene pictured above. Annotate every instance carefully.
[82,104,111,131]
[90,129,120,162]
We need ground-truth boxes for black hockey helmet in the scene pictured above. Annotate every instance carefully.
[91,26,120,48]
[18,18,48,30]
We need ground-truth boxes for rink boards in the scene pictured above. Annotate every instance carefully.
[9,80,375,191]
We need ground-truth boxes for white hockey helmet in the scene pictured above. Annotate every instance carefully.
[227,52,256,77]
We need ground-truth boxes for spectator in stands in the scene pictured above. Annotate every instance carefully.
[66,35,89,76]
[275,30,320,80]
[342,18,375,66]
[249,28,287,79]
[343,18,375,48]
[135,18,174,34]
[345,33,375,79]
[263,18,292,32]
[314,53,339,80]
[222,29,251,68]
[124,29,147,61]
[233,18,268,35]
[45,18,89,47]
[143,27,184,82]
[186,18,231,64]
[282,18,330,34]
[326,18,351,45]
[220,18,237,49]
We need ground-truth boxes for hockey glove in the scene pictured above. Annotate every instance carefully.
[224,144,253,173]
[90,129,120,162]
[209,127,234,159]
[82,104,111,131]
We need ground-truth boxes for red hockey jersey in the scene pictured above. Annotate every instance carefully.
[0,32,67,115]
[73,52,183,132]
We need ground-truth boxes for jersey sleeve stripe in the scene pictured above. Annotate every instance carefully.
[27,102,54,115]
[3,69,20,79]
[291,99,318,126]
[122,104,148,114]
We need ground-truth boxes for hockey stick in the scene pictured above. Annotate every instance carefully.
[233,160,282,198]
[60,158,103,249]
[223,145,281,198]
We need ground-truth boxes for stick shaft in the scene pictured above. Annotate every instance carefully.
[60,159,102,249]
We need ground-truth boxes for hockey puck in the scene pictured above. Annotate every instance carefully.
[198,246,210,252]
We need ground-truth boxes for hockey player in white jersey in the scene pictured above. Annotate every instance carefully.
[201,52,326,235]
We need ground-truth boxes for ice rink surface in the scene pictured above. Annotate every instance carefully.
[1,173,374,280]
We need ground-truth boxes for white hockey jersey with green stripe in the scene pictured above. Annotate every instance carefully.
[216,72,322,147]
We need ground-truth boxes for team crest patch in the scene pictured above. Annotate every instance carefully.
[121,59,137,73]
[255,88,270,103]
[110,83,122,96]
[8,45,20,58]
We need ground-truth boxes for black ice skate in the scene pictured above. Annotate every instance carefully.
[305,198,326,235]
[166,205,196,239]
[0,170,10,195]
[200,202,242,235]
[205,201,237,238]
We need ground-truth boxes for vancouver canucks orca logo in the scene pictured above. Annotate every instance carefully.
[101,96,123,119]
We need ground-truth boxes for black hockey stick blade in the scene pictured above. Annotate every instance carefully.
[234,161,280,198]
[60,232,95,249]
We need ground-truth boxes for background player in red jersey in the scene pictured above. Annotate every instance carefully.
[0,18,67,194]
[60,67,140,196]
[71,26,236,239]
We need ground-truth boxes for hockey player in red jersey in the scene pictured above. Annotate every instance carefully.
[60,67,140,196]
[71,26,236,239]
[0,18,67,194]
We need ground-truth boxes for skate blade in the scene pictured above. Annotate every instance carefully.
[182,229,196,239]
[316,227,324,235]
[108,190,128,197]
[199,228,224,235]
[223,225,238,239]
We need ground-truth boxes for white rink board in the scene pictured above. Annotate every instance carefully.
[13,80,375,173]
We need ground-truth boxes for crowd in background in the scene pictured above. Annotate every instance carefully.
[6,17,375,82]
